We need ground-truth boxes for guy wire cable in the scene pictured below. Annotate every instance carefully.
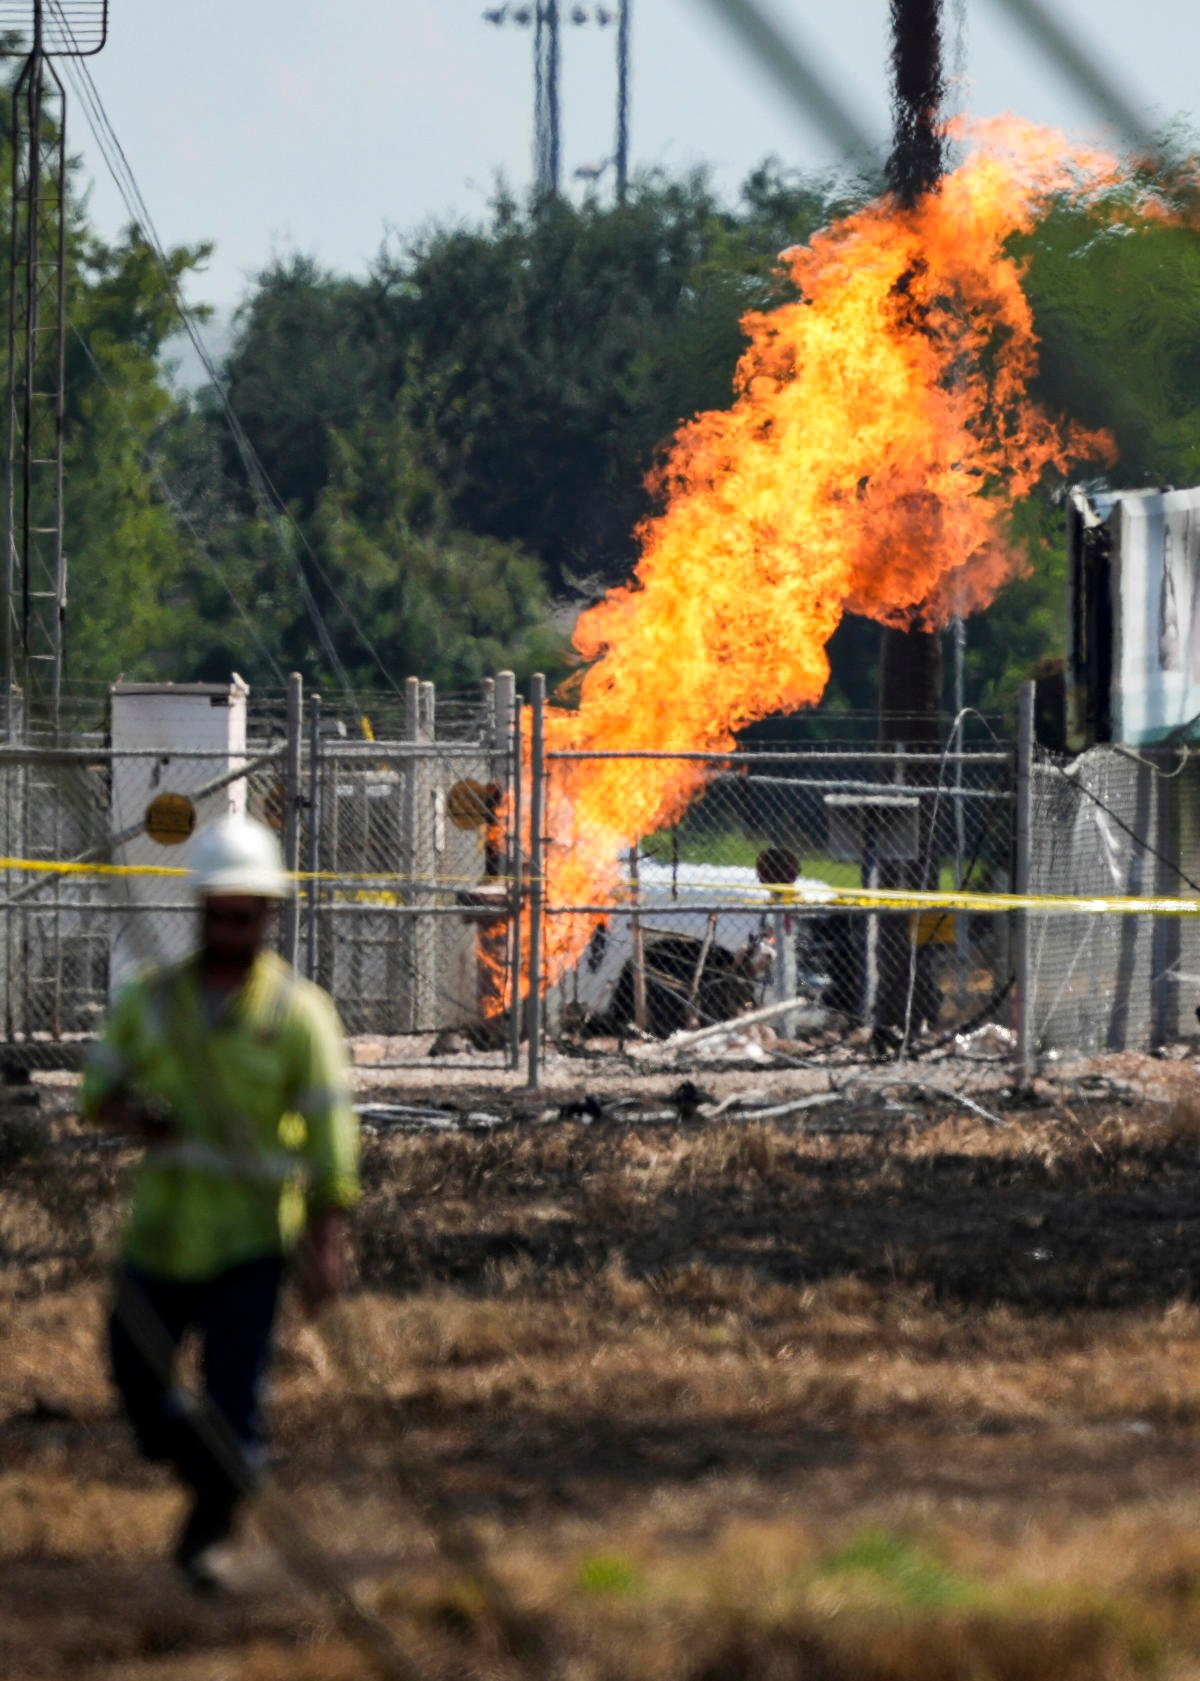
[47,1,401,713]
[68,322,289,687]
[1042,749,1200,897]
[52,52,360,709]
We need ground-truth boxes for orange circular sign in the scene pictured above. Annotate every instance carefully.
[144,791,196,846]
[446,778,492,831]
[755,846,800,886]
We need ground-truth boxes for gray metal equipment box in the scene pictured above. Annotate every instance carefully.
[824,792,920,864]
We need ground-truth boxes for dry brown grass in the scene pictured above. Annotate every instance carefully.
[9,1094,1200,1677]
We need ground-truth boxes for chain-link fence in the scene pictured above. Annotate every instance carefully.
[0,737,295,1051]
[0,675,519,1067]
[10,671,1200,1080]
[1024,740,1200,1056]
[532,732,1015,1070]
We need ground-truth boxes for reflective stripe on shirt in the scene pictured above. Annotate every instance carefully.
[144,1136,300,1187]
[294,1084,347,1118]
[86,1041,128,1084]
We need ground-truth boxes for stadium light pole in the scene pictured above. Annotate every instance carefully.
[484,3,628,201]
[615,0,629,201]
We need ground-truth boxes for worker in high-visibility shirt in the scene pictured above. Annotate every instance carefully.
[82,814,360,1592]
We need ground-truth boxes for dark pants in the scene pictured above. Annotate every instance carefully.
[108,1256,285,1521]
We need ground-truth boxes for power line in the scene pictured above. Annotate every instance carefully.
[40,11,357,703]
[51,43,359,702]
[987,0,1164,164]
[44,1,405,713]
[690,0,880,167]
[68,322,289,686]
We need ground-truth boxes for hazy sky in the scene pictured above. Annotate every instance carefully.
[60,0,1197,311]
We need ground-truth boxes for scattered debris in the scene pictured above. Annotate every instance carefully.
[593,928,772,1039]
[731,1093,842,1122]
[685,1032,771,1063]
[668,1079,714,1118]
[954,1023,1016,1058]
[667,995,836,1054]
[355,1102,509,1132]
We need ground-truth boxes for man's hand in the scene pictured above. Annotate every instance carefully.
[95,1090,172,1144]
[295,1206,352,1313]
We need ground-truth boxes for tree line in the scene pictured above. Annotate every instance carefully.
[7,93,1199,725]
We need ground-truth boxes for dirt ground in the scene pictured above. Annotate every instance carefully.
[8,1047,1200,1679]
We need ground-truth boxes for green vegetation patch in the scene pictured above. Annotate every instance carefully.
[575,1550,644,1598]
[812,1527,980,1612]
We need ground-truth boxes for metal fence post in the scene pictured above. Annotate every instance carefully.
[493,672,515,781]
[509,693,524,1071]
[282,671,303,967]
[629,844,647,1031]
[402,677,420,1033]
[492,673,524,1072]
[526,674,546,1089]
[1014,679,1035,1083]
[305,692,322,983]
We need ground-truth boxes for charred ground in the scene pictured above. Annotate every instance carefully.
[7,1062,1200,1679]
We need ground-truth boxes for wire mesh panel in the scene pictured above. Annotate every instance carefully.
[0,680,518,1066]
[0,689,1031,1072]
[2,752,110,1042]
[540,740,1014,1053]
[310,740,503,1039]
[1026,745,1200,1054]
[0,741,290,1056]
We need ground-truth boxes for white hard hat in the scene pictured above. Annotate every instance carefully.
[191,815,290,899]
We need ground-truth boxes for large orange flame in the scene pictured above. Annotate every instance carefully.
[522,119,1133,991]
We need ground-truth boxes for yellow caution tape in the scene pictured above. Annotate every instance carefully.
[1,853,1198,917]
[769,884,1200,916]
[658,882,1200,916]
[0,856,191,878]
[0,856,500,888]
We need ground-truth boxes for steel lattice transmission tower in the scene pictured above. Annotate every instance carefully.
[0,1,107,734]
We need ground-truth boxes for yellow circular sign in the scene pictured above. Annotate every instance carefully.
[144,791,197,846]
[446,778,493,831]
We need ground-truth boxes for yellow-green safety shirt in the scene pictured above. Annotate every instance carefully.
[81,950,360,1281]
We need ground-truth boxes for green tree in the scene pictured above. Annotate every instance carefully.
[62,227,212,688]
[314,419,560,689]
[381,168,849,594]
[219,255,383,517]
[965,169,1200,716]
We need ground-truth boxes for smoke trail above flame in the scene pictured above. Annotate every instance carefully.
[531,119,1130,984]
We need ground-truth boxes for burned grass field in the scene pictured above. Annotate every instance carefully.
[8,1073,1200,1678]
